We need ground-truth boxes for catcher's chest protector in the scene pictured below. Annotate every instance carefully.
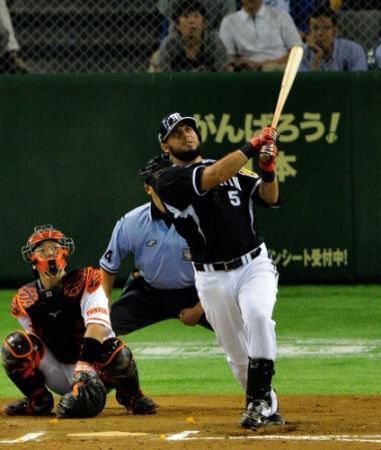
[11,268,94,364]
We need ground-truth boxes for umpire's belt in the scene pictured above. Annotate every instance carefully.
[194,247,261,272]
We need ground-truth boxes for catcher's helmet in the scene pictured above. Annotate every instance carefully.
[158,112,202,143]
[139,154,173,189]
[22,224,74,275]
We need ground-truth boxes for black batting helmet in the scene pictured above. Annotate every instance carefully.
[139,154,173,189]
[158,112,202,143]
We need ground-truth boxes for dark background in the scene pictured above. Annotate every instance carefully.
[0,72,380,285]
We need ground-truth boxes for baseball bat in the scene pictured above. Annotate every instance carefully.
[271,45,304,129]
[259,45,303,163]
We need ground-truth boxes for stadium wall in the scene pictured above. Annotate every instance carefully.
[0,72,380,285]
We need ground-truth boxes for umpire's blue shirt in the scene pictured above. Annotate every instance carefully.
[100,202,194,289]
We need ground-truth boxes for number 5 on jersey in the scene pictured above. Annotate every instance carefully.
[228,191,241,206]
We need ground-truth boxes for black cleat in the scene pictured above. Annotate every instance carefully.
[130,395,157,415]
[241,400,271,429]
[116,391,157,415]
[268,410,285,425]
[4,392,54,416]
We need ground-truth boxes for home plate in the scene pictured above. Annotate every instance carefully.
[68,431,148,437]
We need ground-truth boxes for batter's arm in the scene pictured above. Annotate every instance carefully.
[200,127,277,191]
[259,177,279,205]
[200,150,249,191]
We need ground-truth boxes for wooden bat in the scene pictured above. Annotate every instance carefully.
[260,45,303,162]
[271,45,304,129]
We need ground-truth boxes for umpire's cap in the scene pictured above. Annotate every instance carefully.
[139,154,172,188]
[158,112,202,143]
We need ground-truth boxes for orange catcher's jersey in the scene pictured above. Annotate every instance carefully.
[10,267,114,364]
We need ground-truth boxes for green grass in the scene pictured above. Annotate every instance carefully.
[1,285,380,397]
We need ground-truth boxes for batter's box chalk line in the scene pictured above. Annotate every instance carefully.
[162,431,381,443]
[3,431,381,444]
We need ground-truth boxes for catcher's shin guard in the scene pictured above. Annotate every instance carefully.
[98,337,156,415]
[1,331,53,415]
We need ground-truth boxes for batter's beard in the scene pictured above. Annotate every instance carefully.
[168,145,201,162]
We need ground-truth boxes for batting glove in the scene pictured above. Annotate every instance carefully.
[250,126,279,151]
[240,127,279,159]
[258,143,278,173]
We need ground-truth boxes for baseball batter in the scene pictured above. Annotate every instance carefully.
[155,112,284,429]
[1,225,155,418]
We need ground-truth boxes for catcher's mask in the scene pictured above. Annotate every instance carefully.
[22,224,75,276]
[158,112,202,144]
[139,154,173,190]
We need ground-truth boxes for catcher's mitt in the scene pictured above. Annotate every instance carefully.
[56,371,106,418]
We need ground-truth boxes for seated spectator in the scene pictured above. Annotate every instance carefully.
[219,0,302,71]
[153,0,230,72]
[300,6,368,71]
[0,0,28,74]
[158,0,237,32]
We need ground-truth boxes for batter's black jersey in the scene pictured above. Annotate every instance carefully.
[157,159,276,263]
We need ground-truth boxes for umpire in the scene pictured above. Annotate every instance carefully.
[99,155,212,334]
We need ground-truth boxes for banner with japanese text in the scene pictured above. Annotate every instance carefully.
[0,72,380,285]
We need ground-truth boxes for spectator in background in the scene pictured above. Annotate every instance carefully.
[219,0,302,71]
[0,0,28,73]
[153,0,229,72]
[263,1,319,36]
[263,1,319,37]
[300,6,368,71]
[158,0,237,32]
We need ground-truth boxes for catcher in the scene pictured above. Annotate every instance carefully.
[1,224,156,418]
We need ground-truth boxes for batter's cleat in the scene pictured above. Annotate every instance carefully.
[268,410,285,426]
[4,392,54,416]
[116,391,157,415]
[240,400,272,429]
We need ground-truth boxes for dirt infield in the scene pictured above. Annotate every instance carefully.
[1,395,381,449]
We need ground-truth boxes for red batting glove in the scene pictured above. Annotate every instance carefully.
[249,126,279,152]
[258,143,278,172]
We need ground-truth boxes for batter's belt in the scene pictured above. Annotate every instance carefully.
[193,247,262,272]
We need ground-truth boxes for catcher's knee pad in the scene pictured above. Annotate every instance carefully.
[1,331,47,398]
[98,337,137,387]
[1,331,44,372]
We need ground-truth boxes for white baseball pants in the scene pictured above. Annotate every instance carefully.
[194,243,278,390]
